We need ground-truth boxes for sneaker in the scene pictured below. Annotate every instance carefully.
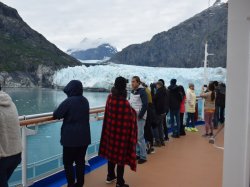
[185,127,192,132]
[116,184,129,187]
[154,141,162,147]
[192,127,199,132]
[150,147,156,154]
[138,159,147,164]
[202,134,209,137]
[106,176,117,184]
[209,133,214,137]
[180,132,186,136]
[164,137,170,142]
[171,134,180,138]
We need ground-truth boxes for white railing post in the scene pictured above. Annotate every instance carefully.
[21,127,28,187]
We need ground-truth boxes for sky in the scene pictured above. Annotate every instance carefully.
[2,0,227,51]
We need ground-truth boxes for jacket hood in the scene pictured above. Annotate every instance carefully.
[63,80,83,97]
[0,91,12,107]
[168,85,178,91]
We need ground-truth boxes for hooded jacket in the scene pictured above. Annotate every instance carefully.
[168,84,182,110]
[0,91,22,158]
[53,80,91,147]
[154,86,170,115]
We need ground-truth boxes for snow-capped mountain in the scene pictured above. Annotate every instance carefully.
[67,38,117,61]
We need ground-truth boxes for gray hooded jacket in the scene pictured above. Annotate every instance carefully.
[0,91,22,158]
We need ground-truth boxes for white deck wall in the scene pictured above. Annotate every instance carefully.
[223,0,250,187]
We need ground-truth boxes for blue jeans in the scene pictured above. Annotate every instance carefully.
[186,112,195,128]
[170,109,180,136]
[136,119,147,160]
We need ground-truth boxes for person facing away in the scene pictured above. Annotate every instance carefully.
[158,79,170,141]
[214,81,226,128]
[141,82,155,154]
[185,83,198,132]
[99,76,137,187]
[178,85,187,136]
[0,91,22,187]
[200,82,216,137]
[168,79,183,138]
[129,76,148,164]
[53,80,90,187]
[153,81,169,147]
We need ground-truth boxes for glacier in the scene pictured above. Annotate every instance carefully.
[53,64,226,92]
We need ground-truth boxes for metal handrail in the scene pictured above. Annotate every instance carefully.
[19,106,105,127]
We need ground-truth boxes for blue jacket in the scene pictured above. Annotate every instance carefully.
[53,80,91,147]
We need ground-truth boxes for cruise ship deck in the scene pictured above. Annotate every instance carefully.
[63,126,224,187]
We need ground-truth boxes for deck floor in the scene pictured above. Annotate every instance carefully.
[64,126,224,187]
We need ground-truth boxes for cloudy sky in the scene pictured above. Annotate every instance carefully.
[2,0,226,51]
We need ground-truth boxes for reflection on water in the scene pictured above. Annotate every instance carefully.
[3,88,109,115]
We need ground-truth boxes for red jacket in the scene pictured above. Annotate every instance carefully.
[99,94,138,171]
[180,95,186,113]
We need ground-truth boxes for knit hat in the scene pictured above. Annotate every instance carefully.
[158,79,165,86]
[114,76,127,90]
[170,79,177,86]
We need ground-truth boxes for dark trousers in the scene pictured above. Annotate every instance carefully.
[162,114,169,139]
[214,106,225,128]
[180,113,185,135]
[63,146,88,187]
[108,161,125,186]
[153,114,164,142]
[186,112,195,128]
[144,104,154,145]
[0,153,21,187]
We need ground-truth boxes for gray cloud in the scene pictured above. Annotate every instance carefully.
[2,0,225,51]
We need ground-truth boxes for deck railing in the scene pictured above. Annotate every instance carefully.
[15,98,205,187]
[17,106,105,187]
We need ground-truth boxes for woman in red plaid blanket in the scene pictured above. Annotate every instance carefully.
[99,76,137,187]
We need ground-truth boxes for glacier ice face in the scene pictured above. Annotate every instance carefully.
[53,64,226,92]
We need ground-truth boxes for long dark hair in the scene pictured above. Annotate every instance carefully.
[179,85,186,96]
[208,82,215,101]
[111,87,127,98]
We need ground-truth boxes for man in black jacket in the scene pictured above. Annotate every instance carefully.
[168,79,182,138]
[53,80,90,187]
[153,81,170,146]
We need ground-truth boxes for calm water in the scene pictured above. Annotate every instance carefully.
[3,88,109,164]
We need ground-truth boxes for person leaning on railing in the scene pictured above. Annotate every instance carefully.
[53,80,91,187]
[0,90,22,187]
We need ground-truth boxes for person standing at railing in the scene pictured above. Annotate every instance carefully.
[168,79,183,138]
[53,80,90,187]
[99,76,137,187]
[185,83,198,132]
[178,85,187,136]
[141,82,155,154]
[0,91,22,187]
[200,82,216,137]
[153,81,169,147]
[129,76,148,164]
